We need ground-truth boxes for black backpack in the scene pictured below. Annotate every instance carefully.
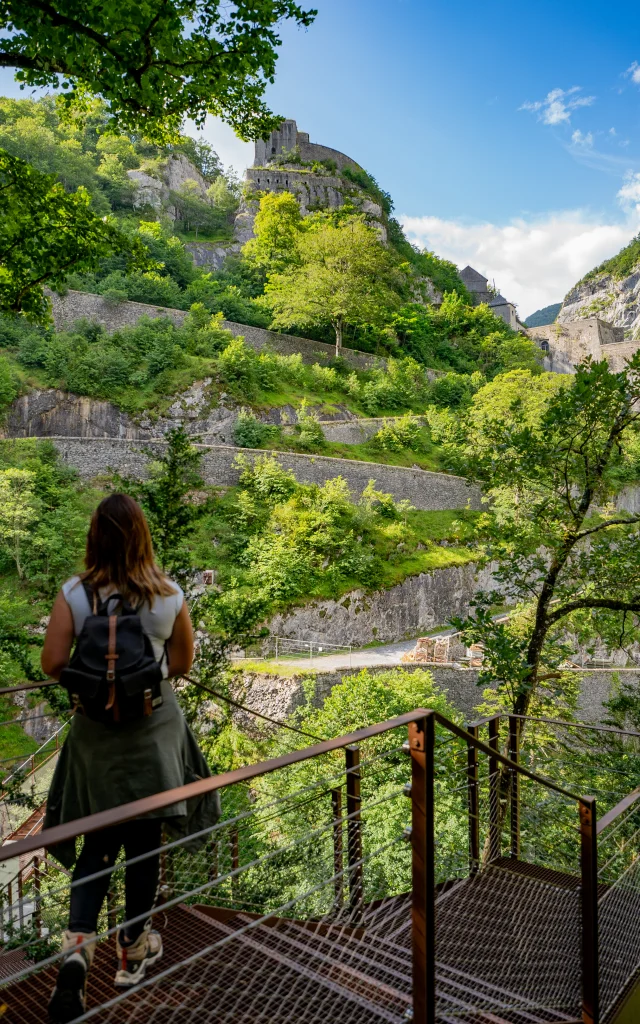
[60,583,164,725]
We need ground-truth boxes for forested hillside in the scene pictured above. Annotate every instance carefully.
[3,86,640,788]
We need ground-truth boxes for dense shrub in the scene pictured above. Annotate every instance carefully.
[393,293,541,377]
[231,462,399,601]
[371,414,428,453]
[0,355,18,411]
[232,410,277,449]
[428,371,485,410]
[346,356,430,415]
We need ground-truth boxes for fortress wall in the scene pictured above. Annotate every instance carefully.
[254,120,360,173]
[596,340,640,372]
[530,317,636,373]
[49,291,379,370]
[48,437,482,512]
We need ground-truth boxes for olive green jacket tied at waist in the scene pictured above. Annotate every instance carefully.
[44,680,220,868]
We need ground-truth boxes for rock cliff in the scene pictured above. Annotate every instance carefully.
[127,153,208,220]
[557,246,640,338]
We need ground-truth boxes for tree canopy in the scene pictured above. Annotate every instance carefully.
[0,0,317,142]
[0,148,147,320]
[265,216,404,355]
[452,357,640,716]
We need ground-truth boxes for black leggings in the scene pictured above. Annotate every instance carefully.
[69,820,162,940]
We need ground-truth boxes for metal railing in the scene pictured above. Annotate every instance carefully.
[1,708,635,1023]
[232,635,354,665]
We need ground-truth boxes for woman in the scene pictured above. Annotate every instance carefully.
[41,493,219,1023]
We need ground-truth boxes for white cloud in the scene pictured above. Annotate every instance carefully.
[610,127,617,136]
[618,171,640,211]
[624,61,640,85]
[184,115,254,175]
[400,209,640,319]
[571,129,594,148]
[520,86,595,126]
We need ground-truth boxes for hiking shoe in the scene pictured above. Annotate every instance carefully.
[48,931,96,1023]
[115,923,163,988]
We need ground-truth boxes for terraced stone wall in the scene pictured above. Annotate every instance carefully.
[48,437,482,512]
[49,291,379,370]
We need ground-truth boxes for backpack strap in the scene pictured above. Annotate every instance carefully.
[105,613,120,722]
[82,581,98,615]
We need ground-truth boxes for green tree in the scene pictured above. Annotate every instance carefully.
[0,1,316,143]
[0,467,38,578]
[453,357,640,717]
[0,148,146,320]
[171,179,215,238]
[243,191,303,274]
[265,217,402,356]
[122,426,204,582]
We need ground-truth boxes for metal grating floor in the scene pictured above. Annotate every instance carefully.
[0,862,632,1024]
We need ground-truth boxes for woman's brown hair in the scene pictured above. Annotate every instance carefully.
[82,493,174,606]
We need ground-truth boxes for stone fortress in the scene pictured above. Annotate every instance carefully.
[525,318,639,374]
[127,113,640,375]
[234,119,388,244]
[461,266,640,374]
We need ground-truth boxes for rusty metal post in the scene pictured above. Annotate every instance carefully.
[580,797,599,1024]
[508,716,520,859]
[33,856,41,936]
[409,713,436,1024]
[345,746,363,916]
[331,788,344,908]
[488,717,501,861]
[467,725,480,876]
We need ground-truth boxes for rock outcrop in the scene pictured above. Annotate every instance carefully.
[128,153,209,219]
[557,259,640,339]
[4,386,239,444]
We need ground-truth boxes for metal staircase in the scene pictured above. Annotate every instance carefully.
[0,707,638,1024]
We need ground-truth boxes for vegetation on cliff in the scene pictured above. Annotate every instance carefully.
[0,436,479,700]
[575,233,640,286]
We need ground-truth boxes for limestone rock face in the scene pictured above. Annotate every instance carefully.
[184,241,241,270]
[127,154,208,220]
[558,265,640,339]
[4,386,239,444]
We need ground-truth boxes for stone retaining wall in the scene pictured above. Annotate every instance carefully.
[266,561,497,646]
[49,291,379,370]
[232,665,625,727]
[49,437,482,513]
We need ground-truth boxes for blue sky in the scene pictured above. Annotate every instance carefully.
[3,0,640,316]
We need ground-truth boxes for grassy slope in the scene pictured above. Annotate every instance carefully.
[190,497,479,609]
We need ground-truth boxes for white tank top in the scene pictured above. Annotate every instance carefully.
[61,575,184,676]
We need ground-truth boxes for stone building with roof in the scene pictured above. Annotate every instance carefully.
[459,266,525,331]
